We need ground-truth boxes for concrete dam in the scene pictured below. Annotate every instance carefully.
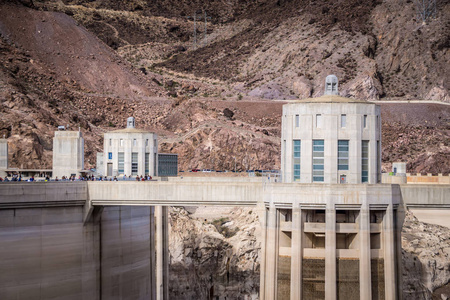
[1,79,449,299]
[0,180,448,300]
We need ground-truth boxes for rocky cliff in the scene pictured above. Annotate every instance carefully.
[169,206,261,299]
[42,0,449,101]
[402,211,450,299]
[169,206,450,299]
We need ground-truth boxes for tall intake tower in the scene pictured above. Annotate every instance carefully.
[260,76,401,300]
[281,75,381,184]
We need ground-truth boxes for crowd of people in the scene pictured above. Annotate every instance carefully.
[0,174,24,182]
[0,174,154,182]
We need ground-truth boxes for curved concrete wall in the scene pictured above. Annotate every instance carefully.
[101,206,156,300]
[0,206,100,299]
[0,198,157,300]
[281,101,381,184]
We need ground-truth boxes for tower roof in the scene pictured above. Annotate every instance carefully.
[290,94,371,104]
[108,128,152,134]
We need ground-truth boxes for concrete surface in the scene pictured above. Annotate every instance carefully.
[281,98,381,184]
[0,138,7,170]
[0,180,448,300]
[409,209,450,228]
[52,131,84,179]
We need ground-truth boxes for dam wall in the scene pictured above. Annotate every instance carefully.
[0,183,161,300]
[399,184,450,227]
[0,205,99,299]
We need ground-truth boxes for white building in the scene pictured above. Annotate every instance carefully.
[0,137,7,170]
[260,76,400,300]
[102,117,158,177]
[281,75,381,184]
[52,130,84,178]
[0,137,7,177]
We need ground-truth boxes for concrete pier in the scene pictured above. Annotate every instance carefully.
[258,183,406,300]
[264,205,279,298]
[359,202,371,299]
[325,203,337,300]
[290,206,302,300]
[156,205,169,300]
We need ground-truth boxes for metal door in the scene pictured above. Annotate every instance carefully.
[107,163,113,176]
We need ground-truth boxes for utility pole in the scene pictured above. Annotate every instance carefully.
[203,11,211,46]
[415,0,437,23]
[186,12,198,50]
[186,10,211,49]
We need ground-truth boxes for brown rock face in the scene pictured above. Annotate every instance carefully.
[402,211,450,299]
[380,103,450,174]
[37,0,448,101]
[0,2,448,175]
[169,206,261,299]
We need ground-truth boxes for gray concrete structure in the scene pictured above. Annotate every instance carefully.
[0,182,168,300]
[260,184,403,300]
[324,74,339,95]
[0,77,447,300]
[102,117,158,177]
[276,77,395,299]
[392,162,407,174]
[96,152,104,176]
[281,95,381,184]
[52,130,84,179]
[0,181,448,300]
[0,137,8,171]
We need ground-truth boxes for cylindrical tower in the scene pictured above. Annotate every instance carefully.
[281,76,381,184]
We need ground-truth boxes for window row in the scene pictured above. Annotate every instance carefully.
[117,152,153,175]
[292,139,372,182]
[293,114,379,129]
[108,138,156,147]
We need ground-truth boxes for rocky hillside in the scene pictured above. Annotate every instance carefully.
[0,3,164,168]
[38,0,450,101]
[381,103,450,174]
[0,1,448,173]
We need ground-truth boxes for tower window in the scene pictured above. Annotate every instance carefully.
[338,140,349,170]
[293,140,301,181]
[120,139,123,147]
[363,115,368,128]
[341,114,346,128]
[313,140,324,182]
[377,141,381,183]
[295,115,299,128]
[316,114,322,128]
[362,140,369,183]
[118,152,124,174]
[133,139,137,146]
[145,153,150,175]
[132,152,138,175]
